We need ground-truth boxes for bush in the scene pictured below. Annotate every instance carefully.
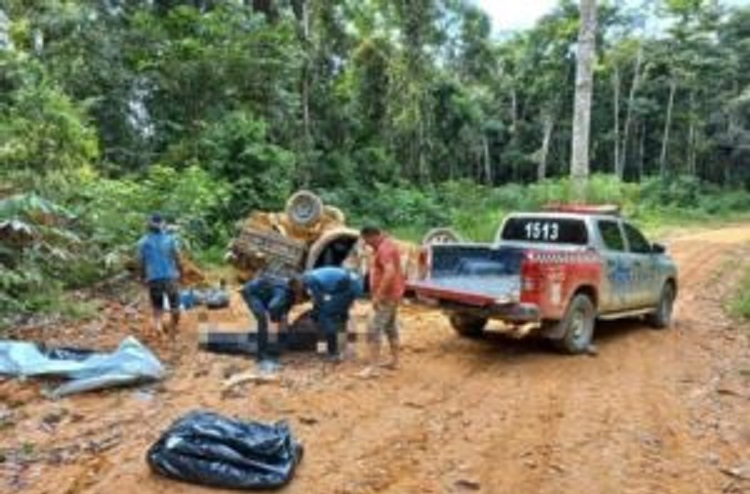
[188,111,295,219]
[0,194,84,317]
[72,165,230,256]
[0,54,99,176]
[0,165,231,320]
[730,268,750,320]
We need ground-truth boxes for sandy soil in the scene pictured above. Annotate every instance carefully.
[1,226,749,494]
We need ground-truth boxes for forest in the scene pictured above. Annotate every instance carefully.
[2,0,750,320]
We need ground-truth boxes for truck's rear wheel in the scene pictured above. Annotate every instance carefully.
[449,313,487,338]
[648,282,675,329]
[554,294,595,354]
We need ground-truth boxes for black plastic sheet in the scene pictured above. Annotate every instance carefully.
[147,411,303,490]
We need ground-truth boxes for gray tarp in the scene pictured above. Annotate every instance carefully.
[0,336,165,398]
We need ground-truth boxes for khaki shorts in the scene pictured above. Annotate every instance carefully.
[368,300,400,341]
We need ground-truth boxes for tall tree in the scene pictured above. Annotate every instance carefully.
[570,0,598,199]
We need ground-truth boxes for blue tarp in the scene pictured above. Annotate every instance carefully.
[0,336,165,398]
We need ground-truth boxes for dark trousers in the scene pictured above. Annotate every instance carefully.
[241,283,289,360]
[316,313,348,357]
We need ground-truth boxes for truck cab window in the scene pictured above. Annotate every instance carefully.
[623,223,651,254]
[597,220,626,251]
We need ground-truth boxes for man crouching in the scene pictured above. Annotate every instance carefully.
[290,267,363,362]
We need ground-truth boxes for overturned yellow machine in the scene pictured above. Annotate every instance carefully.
[225,190,461,284]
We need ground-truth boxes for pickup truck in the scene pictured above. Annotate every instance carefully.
[408,206,678,354]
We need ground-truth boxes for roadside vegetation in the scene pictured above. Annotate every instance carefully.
[3,172,750,328]
[730,266,750,321]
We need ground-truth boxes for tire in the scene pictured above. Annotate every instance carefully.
[554,294,595,354]
[421,227,463,245]
[285,190,323,228]
[648,282,675,329]
[449,313,487,338]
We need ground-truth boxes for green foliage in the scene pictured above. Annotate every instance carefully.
[0,193,80,317]
[337,175,750,242]
[186,111,295,217]
[0,167,229,320]
[0,54,99,176]
[73,165,230,258]
[729,266,750,321]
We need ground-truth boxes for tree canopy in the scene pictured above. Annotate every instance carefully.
[1,0,748,199]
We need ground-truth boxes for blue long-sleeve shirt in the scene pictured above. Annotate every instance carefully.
[301,267,363,323]
[241,274,293,323]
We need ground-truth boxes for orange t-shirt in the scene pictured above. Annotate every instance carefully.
[369,237,406,301]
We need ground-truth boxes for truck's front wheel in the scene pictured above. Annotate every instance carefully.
[449,313,487,338]
[554,294,595,354]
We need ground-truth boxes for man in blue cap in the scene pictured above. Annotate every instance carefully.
[290,267,364,362]
[137,213,182,337]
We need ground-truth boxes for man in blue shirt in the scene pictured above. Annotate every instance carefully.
[240,273,294,361]
[137,214,182,337]
[291,267,364,361]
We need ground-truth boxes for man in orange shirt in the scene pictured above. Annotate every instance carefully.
[360,226,406,369]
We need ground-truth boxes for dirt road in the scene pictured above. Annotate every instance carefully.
[2,226,749,494]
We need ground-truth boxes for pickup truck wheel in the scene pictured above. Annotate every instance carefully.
[449,313,487,338]
[648,282,675,329]
[555,294,595,354]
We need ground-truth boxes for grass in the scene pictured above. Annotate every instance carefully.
[729,265,750,320]
[387,209,749,246]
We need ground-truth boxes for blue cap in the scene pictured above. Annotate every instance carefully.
[148,213,164,228]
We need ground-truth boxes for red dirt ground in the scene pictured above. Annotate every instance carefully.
[1,226,749,494]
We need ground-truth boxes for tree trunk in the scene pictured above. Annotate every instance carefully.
[418,112,428,184]
[570,0,598,201]
[612,64,621,177]
[638,121,645,180]
[659,79,676,177]
[687,90,697,175]
[300,0,312,185]
[511,87,519,136]
[482,133,492,185]
[0,8,11,51]
[619,45,643,179]
[538,112,555,181]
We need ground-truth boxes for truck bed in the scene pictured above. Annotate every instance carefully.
[410,244,524,306]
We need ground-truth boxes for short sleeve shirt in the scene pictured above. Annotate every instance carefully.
[369,237,406,301]
[138,232,179,282]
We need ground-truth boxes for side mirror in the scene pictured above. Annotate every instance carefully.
[651,242,666,254]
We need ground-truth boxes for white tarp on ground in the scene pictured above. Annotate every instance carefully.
[0,336,165,398]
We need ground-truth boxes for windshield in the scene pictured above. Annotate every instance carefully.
[500,217,588,245]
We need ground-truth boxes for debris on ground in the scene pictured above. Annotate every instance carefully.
[222,368,281,392]
[454,478,482,491]
[179,286,230,310]
[720,464,750,481]
[146,411,303,490]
